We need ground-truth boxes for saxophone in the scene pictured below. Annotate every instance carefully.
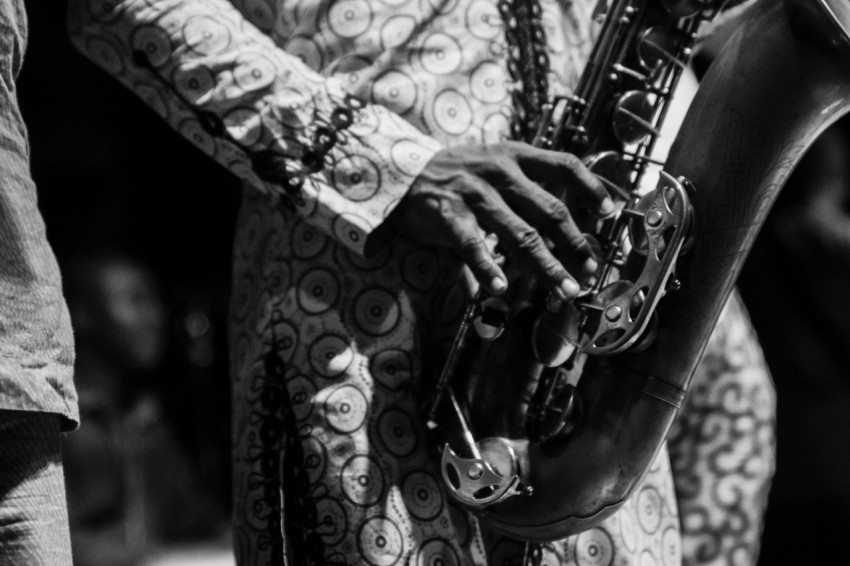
[428,0,850,542]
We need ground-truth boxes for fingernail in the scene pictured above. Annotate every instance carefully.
[582,256,598,275]
[560,278,580,298]
[491,276,508,294]
[600,197,616,216]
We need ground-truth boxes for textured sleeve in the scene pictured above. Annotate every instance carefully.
[67,0,442,255]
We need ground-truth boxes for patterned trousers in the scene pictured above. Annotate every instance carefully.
[0,410,73,566]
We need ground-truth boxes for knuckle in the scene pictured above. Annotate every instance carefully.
[421,195,442,213]
[481,143,508,162]
[471,255,495,273]
[542,262,566,280]
[453,170,477,189]
[546,199,571,224]
[564,231,589,252]
[559,152,581,170]
[516,228,544,252]
[582,173,606,199]
[458,233,483,253]
[455,174,488,202]
[499,140,520,153]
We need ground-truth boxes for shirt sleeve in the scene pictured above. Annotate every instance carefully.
[67,0,443,255]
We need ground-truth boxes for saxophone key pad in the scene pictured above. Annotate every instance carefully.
[440,439,523,509]
[473,296,510,340]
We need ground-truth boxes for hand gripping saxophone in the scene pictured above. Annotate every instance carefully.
[427,0,850,542]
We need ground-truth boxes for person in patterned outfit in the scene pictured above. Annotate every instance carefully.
[66,0,774,564]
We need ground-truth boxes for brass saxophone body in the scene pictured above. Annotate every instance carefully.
[429,0,850,542]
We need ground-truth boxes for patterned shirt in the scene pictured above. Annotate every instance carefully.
[0,0,76,429]
[68,0,595,248]
[68,1,775,565]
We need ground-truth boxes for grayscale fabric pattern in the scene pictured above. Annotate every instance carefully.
[0,411,73,566]
[0,0,77,430]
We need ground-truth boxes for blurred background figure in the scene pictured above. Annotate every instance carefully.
[15,1,237,563]
[62,252,232,566]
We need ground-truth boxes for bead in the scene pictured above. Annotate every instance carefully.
[252,150,289,183]
[301,150,325,173]
[330,107,353,129]
[510,121,523,139]
[312,127,337,152]
[286,171,305,192]
[344,93,364,110]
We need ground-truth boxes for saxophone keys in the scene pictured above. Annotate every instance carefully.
[584,151,633,201]
[531,301,581,367]
[581,280,642,351]
[604,304,623,322]
[612,90,660,145]
[626,184,683,257]
[637,26,687,72]
[473,296,510,340]
[534,382,578,442]
[628,311,660,353]
[440,438,524,508]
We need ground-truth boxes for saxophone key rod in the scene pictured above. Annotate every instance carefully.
[447,387,482,460]
[426,293,481,428]
[621,151,666,167]
[596,174,632,201]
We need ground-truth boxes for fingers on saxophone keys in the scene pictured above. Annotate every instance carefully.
[450,210,508,295]
[515,144,614,217]
[504,173,598,280]
[478,198,581,300]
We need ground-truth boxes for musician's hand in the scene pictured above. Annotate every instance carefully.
[388,141,614,298]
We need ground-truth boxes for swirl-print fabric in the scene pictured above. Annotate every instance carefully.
[668,293,776,566]
[68,0,774,564]
[228,189,688,566]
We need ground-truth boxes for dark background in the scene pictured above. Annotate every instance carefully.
[19,4,241,287]
[19,2,240,511]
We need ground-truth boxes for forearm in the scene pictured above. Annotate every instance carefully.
[67,0,442,254]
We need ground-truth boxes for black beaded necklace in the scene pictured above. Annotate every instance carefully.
[498,0,552,143]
